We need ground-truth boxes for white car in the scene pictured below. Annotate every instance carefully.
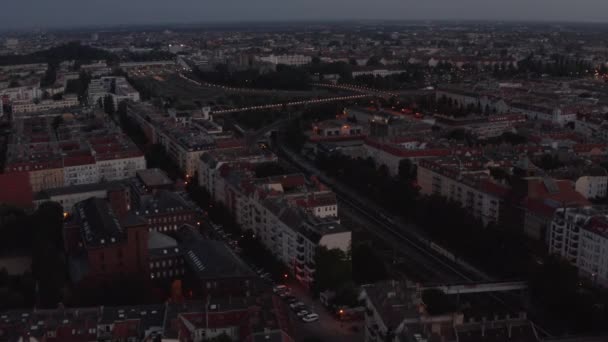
[301,313,319,322]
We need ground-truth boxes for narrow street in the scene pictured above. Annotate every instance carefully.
[285,280,364,342]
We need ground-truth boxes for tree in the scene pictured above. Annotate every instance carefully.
[398,159,417,181]
[103,95,115,116]
[313,246,352,294]
[538,154,563,170]
[352,243,388,284]
[52,115,64,131]
[422,289,456,315]
[30,202,66,308]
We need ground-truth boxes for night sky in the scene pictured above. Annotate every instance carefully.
[2,0,607,29]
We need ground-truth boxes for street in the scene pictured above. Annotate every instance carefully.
[285,280,364,342]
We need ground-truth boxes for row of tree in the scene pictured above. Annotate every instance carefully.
[0,202,67,309]
[194,64,312,90]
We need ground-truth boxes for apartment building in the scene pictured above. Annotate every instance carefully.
[12,95,79,114]
[360,280,537,342]
[127,102,243,178]
[365,137,453,176]
[417,158,509,226]
[0,296,294,342]
[573,167,608,200]
[88,76,140,107]
[259,54,312,66]
[200,153,351,288]
[34,180,128,214]
[549,207,608,286]
[434,113,526,139]
[4,115,146,193]
[199,149,278,199]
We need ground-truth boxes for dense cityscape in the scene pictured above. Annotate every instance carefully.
[1,14,608,342]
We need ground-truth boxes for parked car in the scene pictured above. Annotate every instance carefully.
[296,310,310,318]
[284,296,297,304]
[302,313,319,322]
[272,285,289,293]
[289,301,305,310]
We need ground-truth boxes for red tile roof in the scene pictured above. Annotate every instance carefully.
[365,138,451,158]
[0,172,33,208]
[63,152,96,167]
[526,179,590,207]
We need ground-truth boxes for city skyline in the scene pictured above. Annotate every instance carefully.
[2,0,608,30]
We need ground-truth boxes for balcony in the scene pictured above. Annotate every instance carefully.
[296,246,305,253]
[296,254,305,262]
[553,220,566,228]
[305,263,316,272]
[297,237,305,246]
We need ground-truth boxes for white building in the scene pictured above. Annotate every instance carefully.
[259,54,312,66]
[575,168,608,199]
[34,181,126,214]
[62,151,145,187]
[510,102,576,125]
[549,207,608,286]
[12,95,79,114]
[1,86,42,102]
[63,158,99,186]
[351,69,406,78]
[88,76,140,107]
[417,159,507,226]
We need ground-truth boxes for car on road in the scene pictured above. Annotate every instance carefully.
[284,296,297,304]
[289,301,304,310]
[301,313,319,323]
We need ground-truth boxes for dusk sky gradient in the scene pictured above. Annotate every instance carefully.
[2,0,608,29]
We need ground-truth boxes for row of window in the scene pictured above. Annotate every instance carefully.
[150,268,185,279]
[148,215,192,224]
[149,225,178,232]
[149,259,184,269]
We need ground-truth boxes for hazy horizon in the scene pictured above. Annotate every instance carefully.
[2,0,608,30]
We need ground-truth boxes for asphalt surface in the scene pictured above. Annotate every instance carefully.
[286,281,364,342]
